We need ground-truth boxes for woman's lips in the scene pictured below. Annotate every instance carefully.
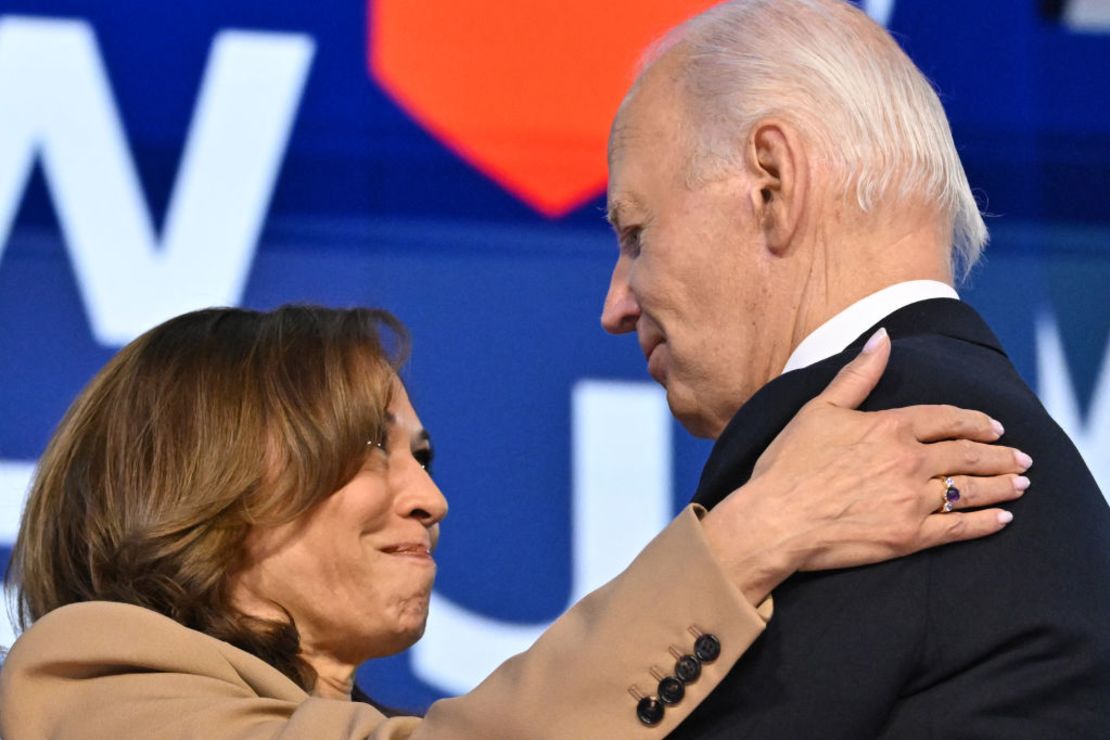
[381,543,434,562]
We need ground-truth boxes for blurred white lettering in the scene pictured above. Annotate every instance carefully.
[0,460,32,545]
[0,461,33,648]
[1066,0,1110,32]
[861,0,896,26]
[1036,313,1110,505]
[411,380,672,694]
[0,17,314,345]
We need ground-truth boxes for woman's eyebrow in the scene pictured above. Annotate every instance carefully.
[384,411,430,446]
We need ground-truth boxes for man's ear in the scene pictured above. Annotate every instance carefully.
[745,120,806,255]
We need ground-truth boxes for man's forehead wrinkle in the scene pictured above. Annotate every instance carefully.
[611,56,692,164]
[607,53,690,227]
[608,95,645,168]
[608,120,629,168]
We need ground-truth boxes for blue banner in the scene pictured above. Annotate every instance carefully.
[0,0,1107,710]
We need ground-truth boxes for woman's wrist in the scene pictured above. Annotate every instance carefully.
[700,480,801,606]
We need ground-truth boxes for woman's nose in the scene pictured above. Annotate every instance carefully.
[398,467,448,527]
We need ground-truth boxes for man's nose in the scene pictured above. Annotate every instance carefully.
[601,258,639,334]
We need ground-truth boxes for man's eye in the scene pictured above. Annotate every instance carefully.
[620,226,643,256]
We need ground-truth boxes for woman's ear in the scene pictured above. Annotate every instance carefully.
[746,120,807,255]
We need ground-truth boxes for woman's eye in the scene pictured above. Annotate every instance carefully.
[366,440,389,465]
[413,447,433,474]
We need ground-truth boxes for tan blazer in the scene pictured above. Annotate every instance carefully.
[0,506,770,739]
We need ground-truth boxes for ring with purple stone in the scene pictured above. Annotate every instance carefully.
[938,476,961,513]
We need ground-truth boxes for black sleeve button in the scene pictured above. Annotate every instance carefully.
[658,676,685,705]
[694,633,721,663]
[636,696,665,726]
[675,654,701,683]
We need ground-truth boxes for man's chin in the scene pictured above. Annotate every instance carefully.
[666,388,726,440]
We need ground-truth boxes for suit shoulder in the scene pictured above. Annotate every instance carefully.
[880,333,1035,404]
[2,601,295,697]
[10,600,213,657]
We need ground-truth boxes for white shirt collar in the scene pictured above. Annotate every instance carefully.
[781,280,959,375]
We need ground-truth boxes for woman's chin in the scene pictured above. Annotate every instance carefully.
[357,607,431,659]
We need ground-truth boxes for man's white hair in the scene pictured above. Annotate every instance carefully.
[639,0,987,277]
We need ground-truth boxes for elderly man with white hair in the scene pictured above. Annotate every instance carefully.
[602,0,1110,736]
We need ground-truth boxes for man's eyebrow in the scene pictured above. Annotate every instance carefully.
[606,196,641,230]
[606,200,624,228]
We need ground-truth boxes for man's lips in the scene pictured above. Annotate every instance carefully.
[643,339,666,383]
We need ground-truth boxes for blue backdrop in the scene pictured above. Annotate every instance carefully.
[0,0,1107,711]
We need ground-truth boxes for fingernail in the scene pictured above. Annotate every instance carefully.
[1013,475,1030,493]
[990,418,1005,437]
[1015,450,1033,471]
[998,511,1014,525]
[863,327,888,353]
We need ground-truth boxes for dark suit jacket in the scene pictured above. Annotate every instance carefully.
[670,299,1110,739]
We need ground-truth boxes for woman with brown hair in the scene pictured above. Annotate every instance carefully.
[0,305,1028,738]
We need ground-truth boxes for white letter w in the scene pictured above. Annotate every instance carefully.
[0,17,313,345]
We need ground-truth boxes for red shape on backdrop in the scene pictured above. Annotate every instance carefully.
[368,1,718,218]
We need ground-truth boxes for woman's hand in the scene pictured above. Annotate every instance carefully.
[702,329,1030,606]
